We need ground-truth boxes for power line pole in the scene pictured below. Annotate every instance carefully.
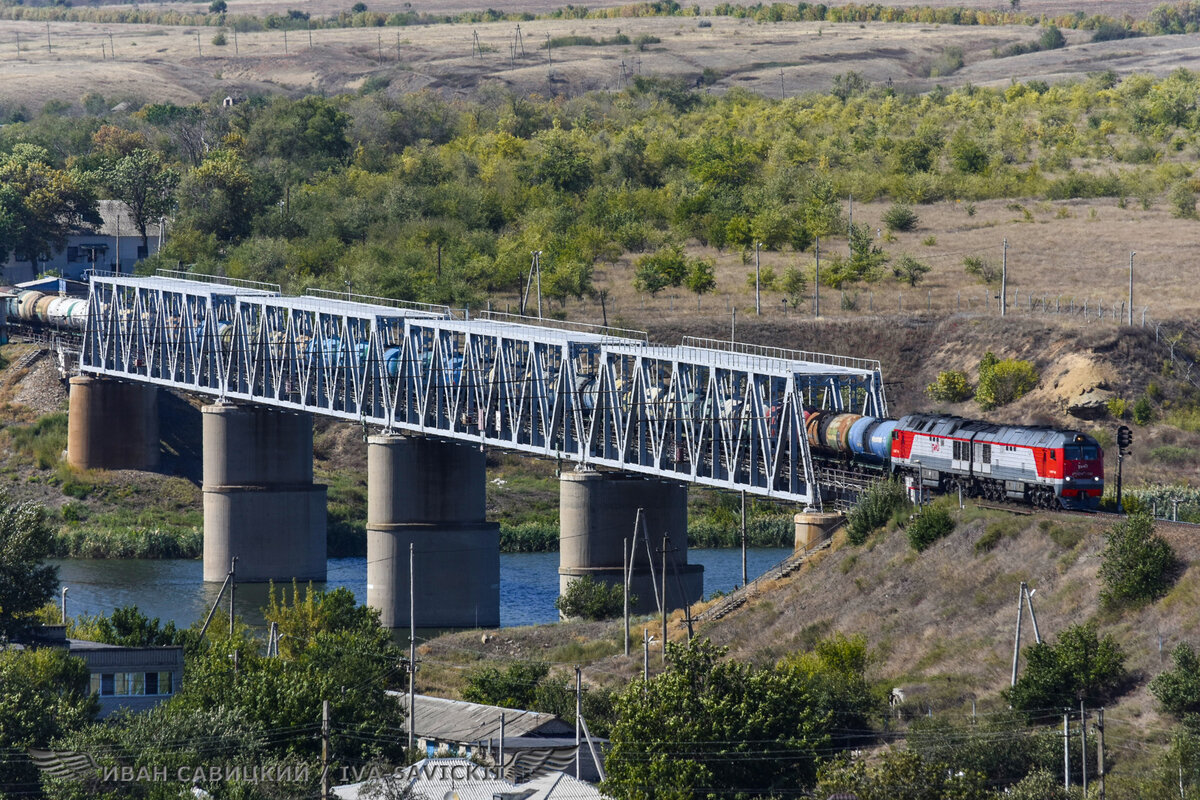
[1063,711,1070,791]
[754,241,761,315]
[574,665,582,780]
[1011,581,1024,686]
[1081,700,1088,794]
[408,542,416,752]
[814,239,821,318]
[228,556,237,636]
[740,490,747,586]
[1128,251,1135,326]
[642,628,649,690]
[108,32,115,58]
[197,33,202,57]
[1001,238,1008,316]
[623,537,630,656]
[1096,707,1106,800]
[321,699,331,800]
[660,536,668,663]
[283,29,288,54]
[46,22,51,53]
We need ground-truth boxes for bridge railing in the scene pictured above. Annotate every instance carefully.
[302,287,456,318]
[476,310,648,343]
[155,269,282,294]
[681,336,884,374]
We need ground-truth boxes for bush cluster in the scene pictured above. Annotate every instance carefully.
[925,369,972,403]
[976,352,1038,410]
[846,479,908,545]
[555,575,629,619]
[1098,512,1178,608]
[906,503,955,551]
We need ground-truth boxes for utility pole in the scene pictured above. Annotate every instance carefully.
[60,587,67,624]
[814,240,821,317]
[642,628,650,690]
[1064,711,1070,791]
[575,666,582,780]
[740,490,747,587]
[321,699,331,800]
[197,33,202,57]
[660,536,668,663]
[1128,251,1135,326]
[1001,238,1008,316]
[623,537,630,656]
[1011,581,1024,687]
[408,542,416,752]
[108,33,115,58]
[232,29,237,55]
[283,29,288,54]
[228,556,237,636]
[754,241,761,315]
[46,22,51,53]
[1081,700,1088,794]
[1096,707,1106,800]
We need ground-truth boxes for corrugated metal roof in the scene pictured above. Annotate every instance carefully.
[523,772,609,799]
[331,758,610,800]
[388,692,574,742]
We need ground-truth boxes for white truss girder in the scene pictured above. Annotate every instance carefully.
[81,274,889,507]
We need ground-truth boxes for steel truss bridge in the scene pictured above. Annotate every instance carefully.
[80,272,888,507]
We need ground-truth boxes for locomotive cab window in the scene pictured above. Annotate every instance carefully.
[1063,445,1099,460]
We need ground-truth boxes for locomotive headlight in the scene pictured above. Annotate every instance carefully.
[1065,476,1072,481]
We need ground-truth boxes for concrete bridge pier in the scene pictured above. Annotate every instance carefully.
[366,435,500,629]
[559,470,703,616]
[202,402,326,583]
[67,375,160,471]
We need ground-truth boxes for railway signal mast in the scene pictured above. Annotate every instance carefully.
[1116,425,1133,513]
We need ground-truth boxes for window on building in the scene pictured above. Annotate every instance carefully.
[92,671,175,697]
[67,247,80,263]
[137,245,148,260]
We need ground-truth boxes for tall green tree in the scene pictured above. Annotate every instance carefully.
[1007,622,1127,712]
[101,149,179,248]
[0,495,57,638]
[603,638,877,798]
[0,144,100,270]
[0,647,97,797]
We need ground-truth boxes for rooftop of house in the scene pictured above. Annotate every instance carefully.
[88,200,162,239]
[389,692,575,743]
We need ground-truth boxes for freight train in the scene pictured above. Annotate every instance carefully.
[6,290,89,331]
[804,410,1104,511]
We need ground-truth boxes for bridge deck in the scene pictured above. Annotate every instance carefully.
[80,273,888,507]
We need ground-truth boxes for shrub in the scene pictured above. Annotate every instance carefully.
[1099,512,1178,608]
[926,370,973,403]
[1170,180,1197,219]
[555,575,630,620]
[892,255,930,287]
[963,255,1000,284]
[1151,643,1200,717]
[907,503,955,551]
[1006,622,1127,711]
[212,31,228,46]
[882,202,919,232]
[846,479,909,545]
[1106,397,1128,419]
[976,352,1037,410]
[1132,396,1155,425]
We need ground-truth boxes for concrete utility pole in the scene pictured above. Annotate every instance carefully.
[1081,700,1088,793]
[321,700,331,800]
[228,556,237,636]
[660,536,668,663]
[754,241,761,316]
[1001,238,1008,316]
[408,542,416,752]
[60,587,68,624]
[1064,711,1070,791]
[814,240,821,318]
[740,490,747,586]
[575,666,582,779]
[1128,251,1135,326]
[1096,708,1106,800]
[623,537,630,655]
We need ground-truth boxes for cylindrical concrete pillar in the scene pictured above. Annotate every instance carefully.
[366,435,500,629]
[559,470,703,615]
[794,510,844,551]
[202,402,326,583]
[67,376,159,471]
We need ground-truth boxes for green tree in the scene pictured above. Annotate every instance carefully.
[907,503,955,551]
[684,258,716,308]
[534,126,593,193]
[893,254,931,286]
[816,749,991,800]
[0,495,57,638]
[975,352,1037,410]
[633,245,689,295]
[1099,512,1177,608]
[0,647,97,795]
[1039,24,1066,50]
[556,576,631,620]
[1007,622,1127,711]
[176,149,257,241]
[780,266,808,308]
[0,145,100,270]
[847,478,908,545]
[926,370,973,403]
[463,661,550,710]
[70,606,198,652]
[209,0,227,12]
[883,202,920,232]
[101,149,179,249]
[603,638,873,797]
[1151,643,1200,718]
[824,223,887,287]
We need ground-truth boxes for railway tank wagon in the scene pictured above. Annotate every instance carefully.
[890,414,1104,510]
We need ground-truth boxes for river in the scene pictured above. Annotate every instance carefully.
[49,548,791,631]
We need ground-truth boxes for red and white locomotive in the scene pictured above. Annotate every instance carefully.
[890,414,1104,511]
[801,410,1105,511]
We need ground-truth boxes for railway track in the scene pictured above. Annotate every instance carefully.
[975,501,1200,529]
